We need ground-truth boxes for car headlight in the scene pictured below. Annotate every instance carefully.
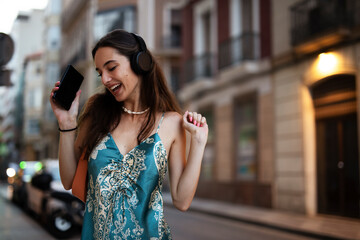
[6,168,16,178]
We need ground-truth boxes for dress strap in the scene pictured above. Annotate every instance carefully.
[156,112,165,133]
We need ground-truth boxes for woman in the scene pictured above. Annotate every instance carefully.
[50,29,208,239]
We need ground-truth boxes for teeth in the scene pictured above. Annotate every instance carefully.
[111,84,121,91]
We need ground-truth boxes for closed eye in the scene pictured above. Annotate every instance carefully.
[109,66,117,71]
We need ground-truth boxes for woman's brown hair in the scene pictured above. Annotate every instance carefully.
[78,29,181,159]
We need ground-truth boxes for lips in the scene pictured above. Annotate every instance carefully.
[109,83,122,93]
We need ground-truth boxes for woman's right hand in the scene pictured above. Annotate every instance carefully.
[49,81,81,129]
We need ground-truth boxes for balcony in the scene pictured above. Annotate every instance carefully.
[184,52,216,84]
[162,34,181,49]
[155,34,182,58]
[218,32,260,70]
[61,0,88,30]
[290,0,360,54]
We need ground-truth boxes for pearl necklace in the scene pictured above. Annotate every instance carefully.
[122,106,149,115]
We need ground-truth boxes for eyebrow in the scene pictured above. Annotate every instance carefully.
[95,60,116,71]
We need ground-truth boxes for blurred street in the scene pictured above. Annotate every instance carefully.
[165,207,318,240]
[2,181,360,240]
[0,183,80,240]
[0,183,56,239]
[0,181,317,240]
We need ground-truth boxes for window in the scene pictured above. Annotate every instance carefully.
[202,11,211,53]
[46,63,60,84]
[192,0,216,79]
[27,89,42,109]
[47,0,61,15]
[170,65,180,93]
[170,9,182,47]
[26,119,40,136]
[228,0,260,64]
[164,8,182,48]
[234,96,257,180]
[94,6,136,42]
[45,101,56,122]
[47,26,61,50]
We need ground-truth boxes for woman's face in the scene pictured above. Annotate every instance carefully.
[94,47,141,102]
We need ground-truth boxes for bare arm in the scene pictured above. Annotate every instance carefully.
[168,111,208,211]
[49,81,84,190]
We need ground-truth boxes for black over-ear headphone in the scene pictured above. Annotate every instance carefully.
[130,33,153,75]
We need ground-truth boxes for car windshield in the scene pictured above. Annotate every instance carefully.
[44,160,61,181]
[48,166,61,181]
[22,161,42,182]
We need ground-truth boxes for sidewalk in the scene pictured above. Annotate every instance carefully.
[163,193,360,240]
[0,183,56,240]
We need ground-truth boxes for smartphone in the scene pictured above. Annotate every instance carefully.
[53,65,84,110]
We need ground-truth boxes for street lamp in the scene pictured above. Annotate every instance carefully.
[0,32,14,86]
[317,52,337,74]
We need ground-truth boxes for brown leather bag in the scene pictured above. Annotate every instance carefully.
[71,150,88,202]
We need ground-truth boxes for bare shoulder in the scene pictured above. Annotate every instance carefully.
[163,111,183,130]
[159,111,184,143]
[164,111,182,122]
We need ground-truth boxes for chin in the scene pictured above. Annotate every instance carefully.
[113,94,126,102]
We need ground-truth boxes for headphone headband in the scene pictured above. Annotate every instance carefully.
[131,33,147,52]
[130,33,152,75]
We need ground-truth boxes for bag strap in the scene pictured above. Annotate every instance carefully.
[71,149,88,202]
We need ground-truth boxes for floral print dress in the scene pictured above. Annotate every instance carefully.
[81,113,172,239]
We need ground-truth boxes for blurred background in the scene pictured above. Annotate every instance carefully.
[1,0,360,239]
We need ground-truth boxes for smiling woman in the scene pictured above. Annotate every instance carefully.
[50,29,209,240]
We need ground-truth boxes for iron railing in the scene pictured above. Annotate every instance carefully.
[184,52,216,83]
[290,0,360,46]
[162,34,181,49]
[218,32,260,69]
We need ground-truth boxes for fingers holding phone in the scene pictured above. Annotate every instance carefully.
[50,82,81,125]
[52,65,83,110]
[50,65,84,125]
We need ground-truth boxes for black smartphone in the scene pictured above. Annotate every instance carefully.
[53,65,84,110]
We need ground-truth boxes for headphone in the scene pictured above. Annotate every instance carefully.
[130,33,153,75]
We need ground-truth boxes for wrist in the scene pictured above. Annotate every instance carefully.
[191,132,207,148]
[58,119,77,130]
[59,126,78,132]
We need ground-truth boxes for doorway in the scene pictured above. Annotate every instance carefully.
[313,75,360,219]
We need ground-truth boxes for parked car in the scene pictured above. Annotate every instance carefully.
[10,161,42,209]
[12,160,85,238]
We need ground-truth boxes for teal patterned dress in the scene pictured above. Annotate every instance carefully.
[81,114,172,239]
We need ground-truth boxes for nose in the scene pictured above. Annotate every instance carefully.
[101,72,112,85]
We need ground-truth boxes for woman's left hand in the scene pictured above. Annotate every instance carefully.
[182,111,208,146]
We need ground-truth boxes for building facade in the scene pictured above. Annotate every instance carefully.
[137,0,184,94]
[23,52,45,161]
[272,0,360,219]
[178,0,273,208]
[2,10,45,165]
[178,0,360,221]
[42,0,63,159]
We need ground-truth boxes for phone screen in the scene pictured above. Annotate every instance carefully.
[53,65,84,110]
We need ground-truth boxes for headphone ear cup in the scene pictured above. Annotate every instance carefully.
[137,52,152,72]
[131,52,142,75]
[131,51,152,75]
